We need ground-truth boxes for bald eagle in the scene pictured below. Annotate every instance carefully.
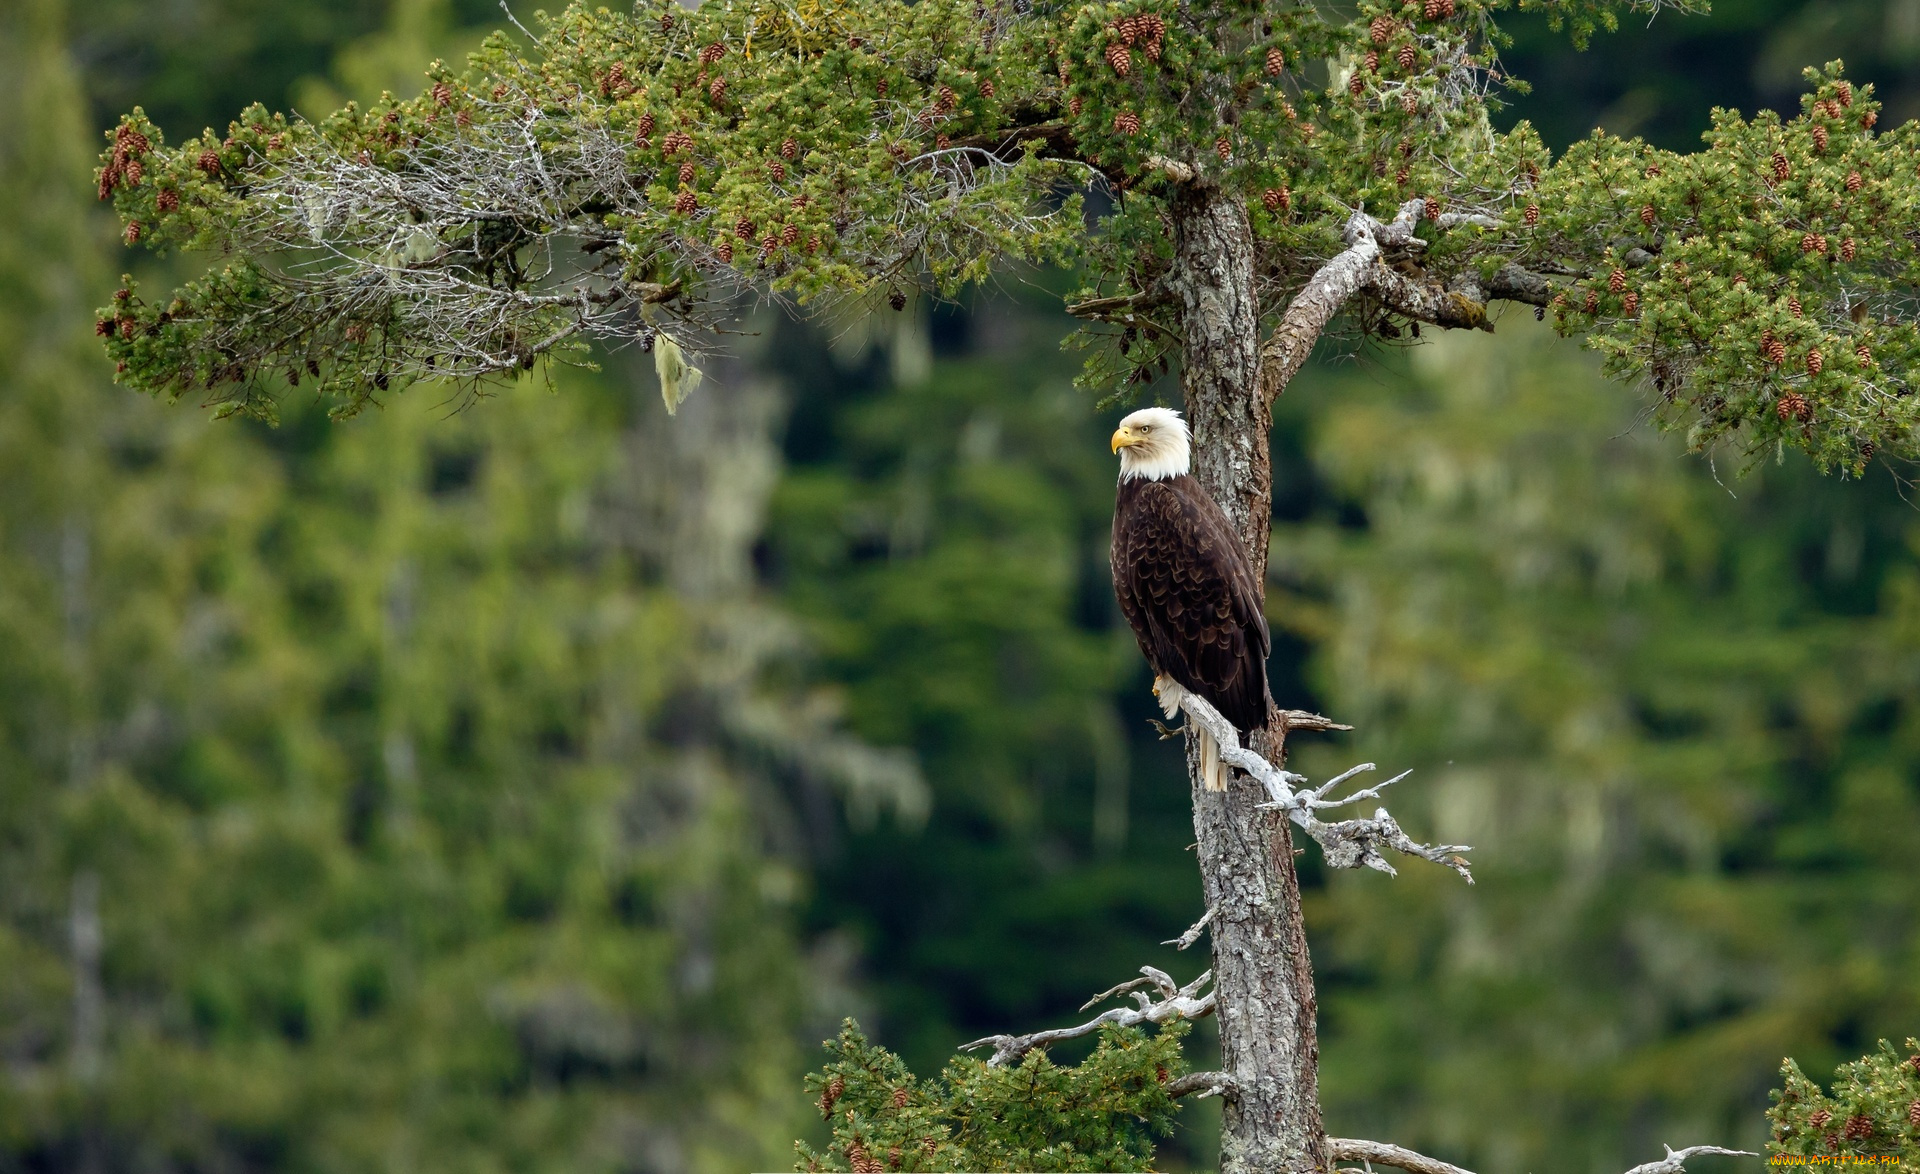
[1109,407,1272,791]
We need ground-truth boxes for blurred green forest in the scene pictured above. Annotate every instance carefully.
[2,0,1918,1171]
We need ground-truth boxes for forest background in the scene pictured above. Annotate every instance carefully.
[3,0,1918,1171]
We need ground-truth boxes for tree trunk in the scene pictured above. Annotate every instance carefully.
[1168,183,1327,1174]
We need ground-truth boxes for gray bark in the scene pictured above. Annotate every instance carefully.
[1169,184,1327,1174]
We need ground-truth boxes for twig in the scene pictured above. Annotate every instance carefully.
[1163,903,1216,950]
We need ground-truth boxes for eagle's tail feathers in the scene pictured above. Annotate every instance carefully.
[1200,728,1228,792]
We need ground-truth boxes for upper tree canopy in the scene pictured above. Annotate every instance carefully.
[97,0,1920,473]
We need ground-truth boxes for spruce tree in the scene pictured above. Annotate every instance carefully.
[91,0,1920,1170]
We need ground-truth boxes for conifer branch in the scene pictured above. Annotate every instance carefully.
[960,966,1216,1068]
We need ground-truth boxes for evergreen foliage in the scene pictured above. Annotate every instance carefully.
[1769,1039,1920,1164]
[795,1020,1187,1172]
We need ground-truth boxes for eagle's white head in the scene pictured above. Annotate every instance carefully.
[1110,407,1190,482]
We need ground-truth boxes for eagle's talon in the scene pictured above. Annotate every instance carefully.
[1148,718,1186,740]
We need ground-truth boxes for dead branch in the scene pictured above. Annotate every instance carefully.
[1329,1139,1756,1174]
[960,965,1215,1068]
[1165,1070,1236,1099]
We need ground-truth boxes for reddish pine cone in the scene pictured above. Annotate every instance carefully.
[1807,348,1824,376]
[456,108,472,127]
[1069,96,1084,116]
[95,317,113,337]
[1365,49,1380,72]
[672,190,697,213]
[1621,290,1639,315]
[891,1087,909,1109]
[1584,290,1599,313]
[1141,13,1165,41]
[1524,203,1540,226]
[935,85,957,113]
[806,234,820,254]
[1778,392,1810,422]
[1846,170,1863,192]
[1812,125,1829,152]
[1772,151,1790,180]
[821,1075,845,1118]
[848,1142,870,1172]
[980,79,996,99]
[637,112,656,137]
[1842,1114,1872,1141]
[118,317,135,339]
[1838,81,1853,106]
[1641,203,1656,227]
[769,160,786,182]
[1424,0,1443,17]
[709,77,727,103]
[935,133,951,149]
[1267,47,1285,76]
[1909,1099,1920,1128]
[1862,110,1878,128]
[1216,136,1232,161]
[1765,337,1788,365]
[663,130,694,154]
[122,221,141,244]
[1802,232,1827,254]
[432,81,452,106]
[890,290,907,311]
[1810,1110,1835,1129]
[781,137,798,159]
[1369,16,1394,44]
[1841,237,1857,261]
[1117,15,1140,44]
[717,240,733,262]
[760,232,778,255]
[1424,196,1440,221]
[1789,296,1804,316]
[678,161,695,185]
[1397,44,1417,70]
[887,1148,902,1169]
[735,216,755,239]
[1857,342,1873,366]
[1106,42,1132,76]
[782,223,800,246]
[197,149,221,173]
[1350,73,1366,96]
[1262,187,1284,211]
[1395,165,1410,185]
[698,41,726,65]
[1609,269,1627,293]
[156,188,179,213]
[1113,110,1141,135]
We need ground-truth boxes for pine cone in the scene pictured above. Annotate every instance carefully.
[198,149,221,173]
[1402,93,1420,113]
[433,81,452,106]
[709,77,727,104]
[1864,441,1878,460]
[1622,290,1639,315]
[783,223,800,245]
[1397,44,1417,70]
[1142,12,1165,42]
[891,1087,910,1109]
[456,108,472,127]
[1106,42,1132,76]
[698,41,727,65]
[637,112,656,137]
[936,133,951,149]
[1857,342,1872,366]
[1846,171,1863,192]
[717,241,733,262]
[1909,1099,1919,1128]
[1069,96,1084,116]
[1862,111,1878,129]
[1609,269,1627,294]
[1584,290,1599,313]
[491,83,509,100]
[659,10,673,33]
[806,234,820,254]
[848,1142,870,1172]
[1777,392,1810,422]
[1808,348,1824,376]
[1424,0,1443,18]
[156,188,179,213]
[1772,151,1790,180]
[1524,203,1540,226]
[1395,165,1410,185]
[1843,1114,1872,1141]
[1907,1055,1920,1076]
[1837,81,1853,106]
[673,189,698,214]
[887,1147,902,1169]
[1789,296,1804,317]
[679,161,695,185]
[1365,49,1379,72]
[122,221,142,245]
[1113,110,1141,135]
[95,317,113,337]
[735,216,755,239]
[1766,338,1788,365]
[1263,187,1284,211]
[821,1075,846,1118]
[1216,135,1232,161]
[1802,232,1827,254]
[1116,15,1139,44]
[890,290,907,311]
[936,84,957,113]
[1812,125,1829,152]
[1641,203,1656,227]
[1349,73,1366,96]
[769,160,786,182]
[663,130,694,155]
[877,78,889,97]
[761,233,778,255]
[1267,47,1285,76]
[781,137,799,159]
[1424,196,1440,221]
[980,79,996,99]
[1143,38,1161,62]
[118,316,135,338]
[1369,15,1394,44]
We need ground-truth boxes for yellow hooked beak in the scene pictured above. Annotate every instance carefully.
[1111,426,1141,453]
